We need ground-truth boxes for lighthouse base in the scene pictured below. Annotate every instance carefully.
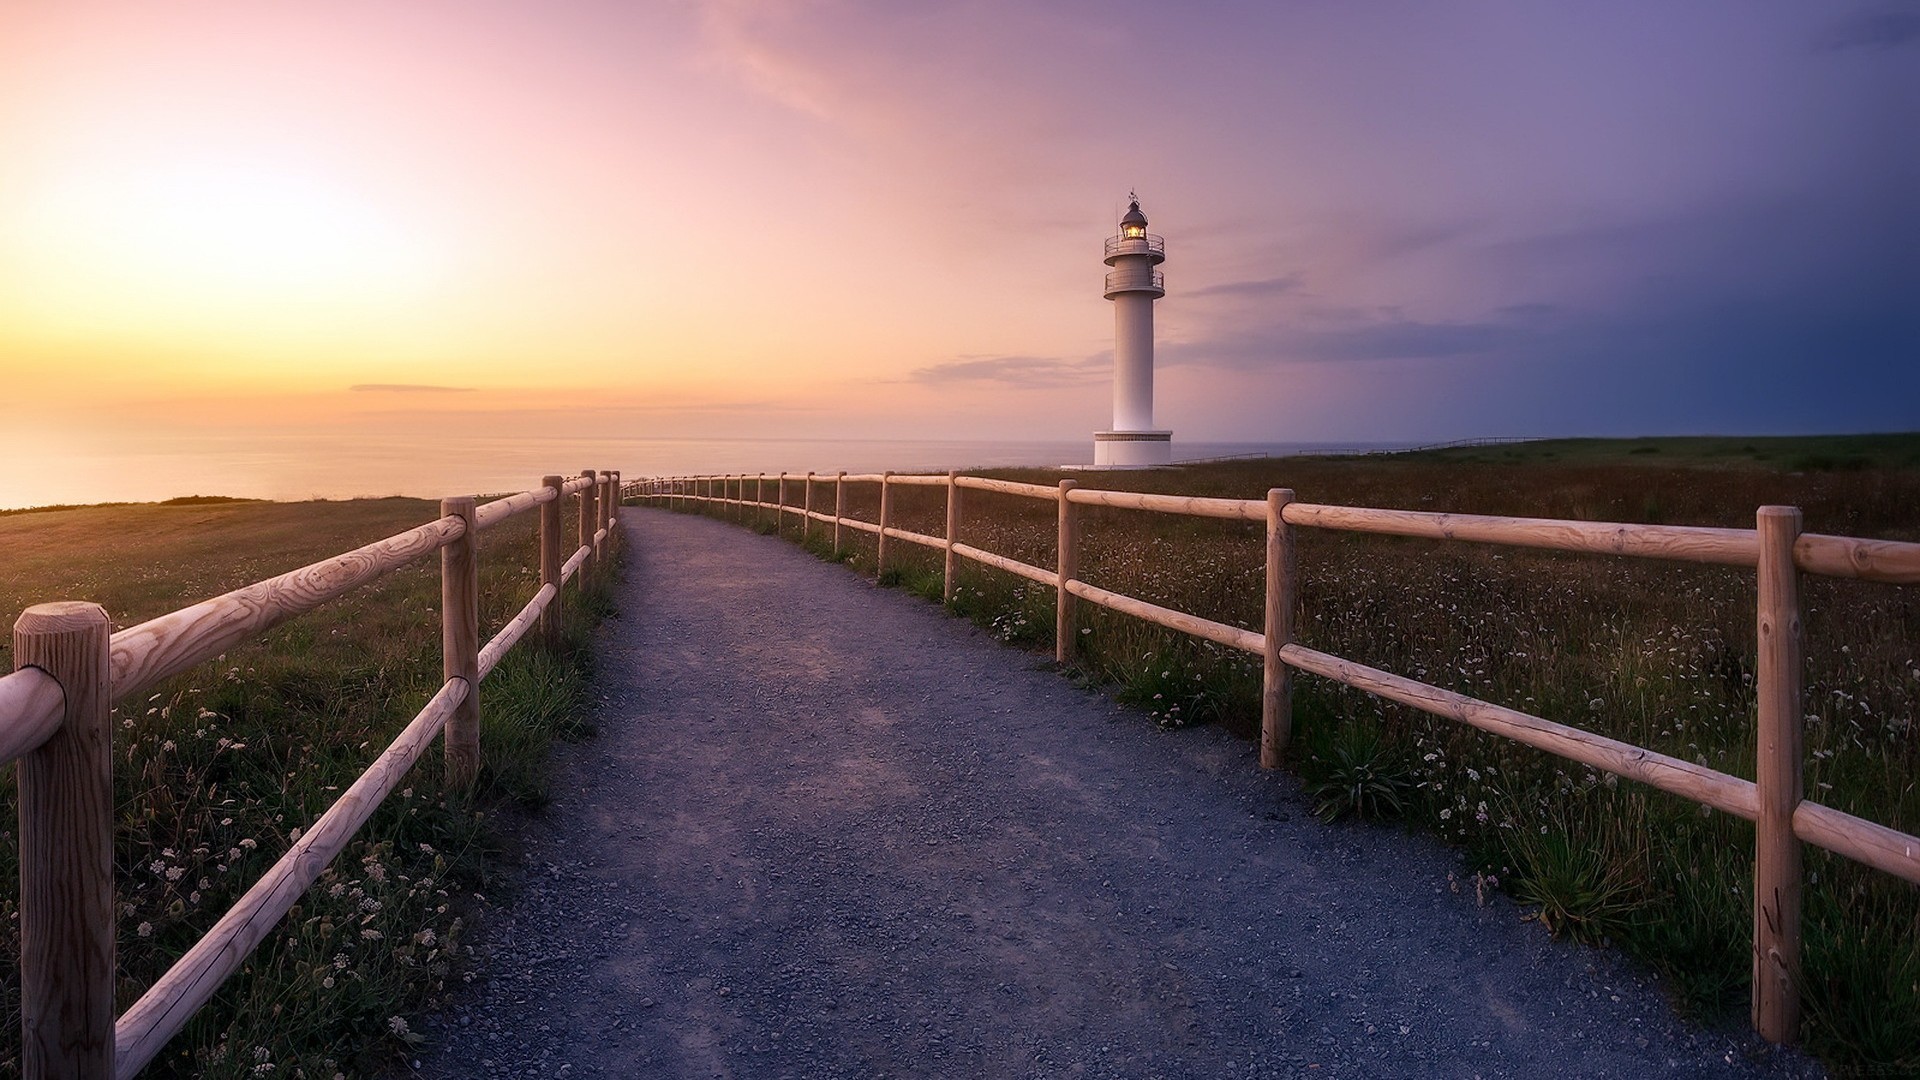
[1092,430,1173,468]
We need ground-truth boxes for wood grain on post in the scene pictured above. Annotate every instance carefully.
[1753,505,1804,1043]
[609,471,621,550]
[880,525,944,550]
[835,472,847,553]
[599,473,611,539]
[0,668,64,767]
[953,475,1059,500]
[540,475,564,650]
[1282,503,1758,567]
[944,470,961,603]
[14,602,115,1079]
[110,516,463,704]
[478,584,557,681]
[441,498,481,789]
[474,487,547,529]
[1793,532,1920,584]
[803,472,815,542]
[1262,489,1297,768]
[1793,798,1920,886]
[578,470,598,581]
[1065,487,1264,522]
[609,471,620,550]
[876,472,894,581]
[1056,479,1079,665]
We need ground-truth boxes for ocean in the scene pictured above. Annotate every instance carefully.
[0,434,1412,511]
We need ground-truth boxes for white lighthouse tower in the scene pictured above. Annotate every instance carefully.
[1094,195,1172,467]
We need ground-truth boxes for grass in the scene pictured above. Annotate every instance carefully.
[0,495,615,1078]
[1301,717,1414,824]
[660,432,1920,1075]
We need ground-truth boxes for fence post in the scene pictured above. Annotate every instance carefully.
[1261,488,1297,768]
[944,470,961,603]
[777,472,788,536]
[1056,478,1079,664]
[441,496,481,788]
[876,471,894,581]
[756,474,765,528]
[579,470,598,581]
[608,471,621,552]
[596,473,608,543]
[14,602,114,1079]
[803,472,815,542]
[1753,505,1804,1043]
[834,471,846,553]
[541,475,565,650]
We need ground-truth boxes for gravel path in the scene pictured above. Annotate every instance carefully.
[417,506,1817,1079]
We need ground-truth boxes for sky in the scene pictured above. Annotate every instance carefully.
[0,0,1914,470]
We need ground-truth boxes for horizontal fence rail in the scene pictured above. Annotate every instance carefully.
[633,468,1920,1049]
[4,468,625,1079]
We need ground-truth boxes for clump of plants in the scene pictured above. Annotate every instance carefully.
[1502,801,1645,944]
[1302,717,1414,822]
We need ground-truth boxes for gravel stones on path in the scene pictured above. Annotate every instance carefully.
[417,506,1818,1079]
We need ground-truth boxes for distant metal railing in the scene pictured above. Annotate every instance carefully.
[1104,267,1165,295]
[1104,234,1165,260]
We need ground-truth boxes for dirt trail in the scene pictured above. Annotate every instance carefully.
[418,506,1816,1079]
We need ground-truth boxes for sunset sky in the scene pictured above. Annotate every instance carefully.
[1,1,1914,468]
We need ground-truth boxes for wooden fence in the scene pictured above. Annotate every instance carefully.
[632,468,1920,1047]
[1,468,623,1079]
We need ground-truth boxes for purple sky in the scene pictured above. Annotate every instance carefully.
[880,0,1919,439]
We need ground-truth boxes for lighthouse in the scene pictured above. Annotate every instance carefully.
[1095,196,1172,467]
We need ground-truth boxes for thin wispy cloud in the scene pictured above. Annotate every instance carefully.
[910,354,1104,388]
[1186,274,1307,300]
[349,384,476,394]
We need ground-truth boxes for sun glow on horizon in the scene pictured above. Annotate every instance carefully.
[7,153,445,324]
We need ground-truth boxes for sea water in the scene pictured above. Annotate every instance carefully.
[0,434,1410,510]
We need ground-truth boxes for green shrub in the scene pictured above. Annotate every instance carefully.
[1304,720,1413,822]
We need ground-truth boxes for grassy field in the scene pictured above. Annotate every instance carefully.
[0,495,615,1078]
[695,433,1920,1076]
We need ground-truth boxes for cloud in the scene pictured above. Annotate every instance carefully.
[1814,7,1920,52]
[349,384,475,393]
[1282,318,1527,363]
[1168,309,1538,370]
[909,354,1105,387]
[1186,274,1307,300]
